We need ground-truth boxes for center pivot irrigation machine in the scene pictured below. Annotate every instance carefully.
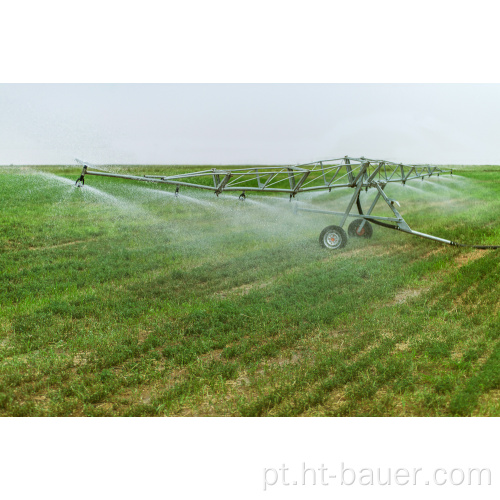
[75,157,499,250]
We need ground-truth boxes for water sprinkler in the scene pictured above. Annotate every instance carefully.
[75,156,499,250]
[75,165,87,187]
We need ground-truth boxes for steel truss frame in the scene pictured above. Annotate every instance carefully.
[76,156,451,196]
[76,156,486,249]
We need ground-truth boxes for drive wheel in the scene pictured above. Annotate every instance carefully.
[319,225,348,250]
[348,219,373,238]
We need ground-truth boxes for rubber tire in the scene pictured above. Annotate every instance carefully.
[348,219,373,238]
[319,225,348,250]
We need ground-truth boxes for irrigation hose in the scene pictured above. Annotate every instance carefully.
[355,194,500,249]
[448,242,500,249]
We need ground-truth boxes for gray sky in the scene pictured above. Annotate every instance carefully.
[1,84,500,166]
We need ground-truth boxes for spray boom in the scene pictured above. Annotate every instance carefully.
[74,157,498,250]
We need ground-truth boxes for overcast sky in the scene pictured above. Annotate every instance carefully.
[1,84,500,166]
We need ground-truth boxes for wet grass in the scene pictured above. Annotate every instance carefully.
[0,165,499,416]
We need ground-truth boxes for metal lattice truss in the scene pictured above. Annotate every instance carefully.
[76,156,451,197]
[75,157,499,250]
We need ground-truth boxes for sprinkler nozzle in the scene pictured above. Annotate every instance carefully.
[75,165,87,187]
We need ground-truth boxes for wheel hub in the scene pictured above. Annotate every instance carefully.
[328,234,339,245]
[325,231,341,249]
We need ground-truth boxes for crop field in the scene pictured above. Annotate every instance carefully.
[0,165,499,417]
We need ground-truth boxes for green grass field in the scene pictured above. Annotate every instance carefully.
[0,165,499,416]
